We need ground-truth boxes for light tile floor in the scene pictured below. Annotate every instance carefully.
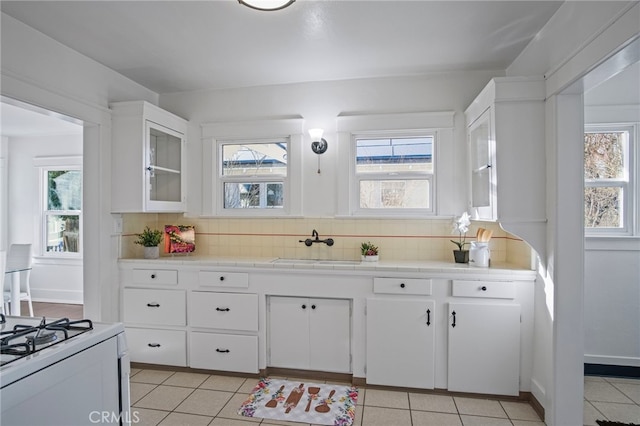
[130,368,639,426]
[583,375,640,425]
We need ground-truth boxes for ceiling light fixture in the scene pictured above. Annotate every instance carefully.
[238,0,296,11]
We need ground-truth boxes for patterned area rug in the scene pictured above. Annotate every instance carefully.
[596,421,640,426]
[238,378,359,426]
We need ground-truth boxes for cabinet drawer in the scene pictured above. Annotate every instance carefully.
[190,332,258,373]
[190,292,258,331]
[452,280,515,299]
[126,327,186,367]
[199,271,248,288]
[373,277,432,295]
[132,269,178,286]
[124,288,186,326]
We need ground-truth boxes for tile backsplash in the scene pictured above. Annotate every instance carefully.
[120,214,533,269]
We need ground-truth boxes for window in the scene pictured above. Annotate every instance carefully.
[220,140,288,209]
[43,168,82,255]
[355,134,434,212]
[584,127,633,234]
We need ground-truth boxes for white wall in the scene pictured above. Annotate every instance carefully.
[160,71,503,219]
[506,2,639,425]
[8,133,83,303]
[0,136,7,252]
[583,64,640,367]
[1,12,159,320]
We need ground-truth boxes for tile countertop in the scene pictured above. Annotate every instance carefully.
[118,256,537,279]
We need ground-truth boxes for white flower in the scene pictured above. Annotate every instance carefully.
[451,212,472,250]
[452,212,471,234]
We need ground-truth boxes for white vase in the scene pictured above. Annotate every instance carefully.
[361,255,379,262]
[143,246,159,259]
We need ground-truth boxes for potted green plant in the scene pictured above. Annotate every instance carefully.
[134,226,164,259]
[450,212,471,263]
[360,241,379,262]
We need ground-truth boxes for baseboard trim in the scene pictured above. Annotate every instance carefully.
[585,363,640,378]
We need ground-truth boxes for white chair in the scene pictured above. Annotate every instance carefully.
[3,244,34,316]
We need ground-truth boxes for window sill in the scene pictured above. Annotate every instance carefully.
[585,235,640,251]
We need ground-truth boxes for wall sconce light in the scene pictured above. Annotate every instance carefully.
[309,128,328,154]
[238,0,295,11]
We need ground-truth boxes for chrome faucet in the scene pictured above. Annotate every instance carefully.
[300,229,334,247]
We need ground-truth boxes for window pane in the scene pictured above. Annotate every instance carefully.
[584,132,625,179]
[356,137,433,173]
[48,170,82,210]
[584,186,622,228]
[359,180,430,209]
[46,215,80,253]
[224,182,284,209]
[222,143,287,176]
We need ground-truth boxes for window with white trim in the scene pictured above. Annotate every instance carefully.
[354,132,435,213]
[584,126,634,234]
[219,139,288,210]
[42,167,82,256]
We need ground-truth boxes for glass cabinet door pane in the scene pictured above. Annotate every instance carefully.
[148,124,182,203]
[469,115,491,208]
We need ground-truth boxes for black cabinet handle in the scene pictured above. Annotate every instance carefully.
[148,343,161,348]
[147,303,160,308]
[481,286,487,291]
[311,304,316,310]
[219,276,225,281]
[216,348,230,353]
[216,307,230,312]
[302,304,306,309]
[451,311,456,328]
[400,283,405,288]
[150,274,156,279]
[426,309,431,326]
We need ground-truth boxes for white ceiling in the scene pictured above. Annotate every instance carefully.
[1,0,563,94]
[1,101,83,138]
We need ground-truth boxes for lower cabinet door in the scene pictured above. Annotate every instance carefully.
[448,302,521,396]
[190,332,258,374]
[366,298,435,388]
[126,327,187,366]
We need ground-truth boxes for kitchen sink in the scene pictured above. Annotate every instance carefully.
[270,258,361,265]
[270,258,318,264]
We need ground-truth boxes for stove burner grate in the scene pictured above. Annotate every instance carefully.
[0,317,93,366]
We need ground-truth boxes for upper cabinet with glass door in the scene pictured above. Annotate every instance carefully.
[465,77,545,227]
[111,101,188,212]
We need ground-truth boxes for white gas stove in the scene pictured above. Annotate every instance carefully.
[0,314,131,425]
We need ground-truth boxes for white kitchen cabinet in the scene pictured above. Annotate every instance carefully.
[111,101,187,212]
[366,298,435,388]
[465,77,545,226]
[190,332,258,373]
[126,327,187,366]
[268,296,351,373]
[190,291,258,331]
[448,301,521,396]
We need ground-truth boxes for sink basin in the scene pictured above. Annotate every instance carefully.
[271,258,318,264]
[316,260,361,265]
[270,258,361,265]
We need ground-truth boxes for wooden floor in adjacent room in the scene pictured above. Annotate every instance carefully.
[11,301,84,319]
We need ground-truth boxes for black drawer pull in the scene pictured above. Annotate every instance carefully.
[150,274,156,279]
[302,304,306,309]
[400,283,405,288]
[216,348,230,353]
[216,307,230,312]
[311,304,316,310]
[426,309,431,326]
[481,286,487,291]
[451,311,456,328]
[219,276,225,281]
[148,343,161,348]
[147,303,160,308]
